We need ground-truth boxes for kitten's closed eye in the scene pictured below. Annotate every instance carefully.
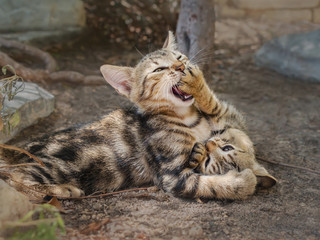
[153,67,168,73]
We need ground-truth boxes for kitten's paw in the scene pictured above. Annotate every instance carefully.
[46,184,85,198]
[179,65,204,96]
[189,142,207,169]
[228,169,257,199]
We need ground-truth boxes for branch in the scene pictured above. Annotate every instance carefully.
[49,71,104,85]
[0,51,48,82]
[0,143,45,167]
[0,163,40,169]
[256,156,320,175]
[0,38,105,85]
[57,187,151,200]
[0,37,57,73]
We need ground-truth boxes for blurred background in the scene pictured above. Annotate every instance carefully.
[1,0,319,47]
[0,0,319,153]
[0,1,319,239]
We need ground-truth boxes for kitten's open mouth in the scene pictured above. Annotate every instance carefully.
[172,85,193,101]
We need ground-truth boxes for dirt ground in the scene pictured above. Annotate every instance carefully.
[7,21,320,239]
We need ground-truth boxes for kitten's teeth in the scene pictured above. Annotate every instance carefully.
[172,85,193,101]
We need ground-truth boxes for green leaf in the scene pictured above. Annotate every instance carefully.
[19,209,35,222]
[7,204,66,240]
[9,111,20,128]
[57,216,66,233]
[2,66,7,75]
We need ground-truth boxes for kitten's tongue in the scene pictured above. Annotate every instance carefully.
[172,85,193,101]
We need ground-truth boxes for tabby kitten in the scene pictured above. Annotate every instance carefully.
[2,32,275,200]
[189,128,277,199]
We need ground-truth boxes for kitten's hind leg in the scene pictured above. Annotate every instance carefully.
[8,170,85,198]
[33,184,85,198]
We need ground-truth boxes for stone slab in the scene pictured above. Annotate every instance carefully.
[255,30,320,83]
[232,0,320,10]
[0,28,82,45]
[0,82,55,143]
[0,180,33,236]
[0,0,85,32]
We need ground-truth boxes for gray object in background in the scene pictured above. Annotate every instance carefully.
[0,0,85,32]
[0,82,54,143]
[0,0,85,43]
[255,30,320,83]
[0,179,33,236]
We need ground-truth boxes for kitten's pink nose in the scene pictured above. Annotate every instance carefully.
[206,141,217,152]
[174,63,185,72]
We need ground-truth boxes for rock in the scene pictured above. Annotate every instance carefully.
[0,29,82,45]
[0,82,55,143]
[232,0,319,10]
[0,0,85,43]
[0,180,33,236]
[188,225,203,236]
[255,30,320,83]
[0,0,85,32]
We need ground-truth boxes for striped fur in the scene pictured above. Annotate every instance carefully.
[1,32,276,200]
[188,128,277,199]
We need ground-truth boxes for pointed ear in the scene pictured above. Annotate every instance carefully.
[253,163,277,189]
[163,31,177,50]
[100,65,133,98]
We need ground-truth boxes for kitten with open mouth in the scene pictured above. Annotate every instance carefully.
[172,84,194,101]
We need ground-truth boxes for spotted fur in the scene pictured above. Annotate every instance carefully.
[1,32,276,200]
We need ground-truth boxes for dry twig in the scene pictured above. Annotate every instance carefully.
[60,187,151,200]
[0,37,57,72]
[80,219,110,235]
[0,162,40,169]
[0,37,104,85]
[257,156,320,175]
[0,143,45,166]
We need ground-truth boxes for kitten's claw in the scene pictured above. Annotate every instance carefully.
[187,67,194,76]
[196,197,204,203]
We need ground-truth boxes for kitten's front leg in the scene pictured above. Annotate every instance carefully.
[161,167,257,200]
[197,169,258,200]
[179,65,205,97]
[188,142,208,169]
[179,65,221,116]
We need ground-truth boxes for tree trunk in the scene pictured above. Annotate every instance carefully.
[176,0,215,80]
